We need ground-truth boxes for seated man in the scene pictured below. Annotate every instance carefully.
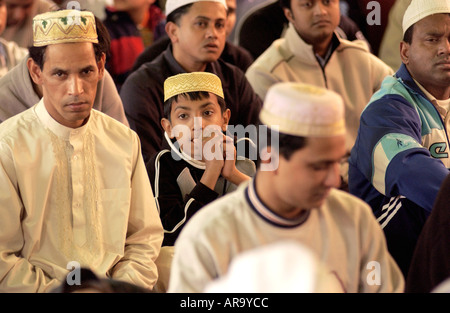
[132,0,254,73]
[0,14,128,125]
[120,0,262,163]
[245,0,393,186]
[348,0,450,278]
[236,0,369,60]
[0,9,163,292]
[147,72,255,247]
[168,82,404,293]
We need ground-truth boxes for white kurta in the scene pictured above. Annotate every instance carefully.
[168,179,405,293]
[0,100,163,292]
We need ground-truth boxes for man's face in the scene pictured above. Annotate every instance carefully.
[6,0,34,27]
[29,42,105,128]
[284,0,340,47]
[170,1,227,70]
[225,0,236,38]
[401,14,450,99]
[272,134,346,214]
[0,0,7,35]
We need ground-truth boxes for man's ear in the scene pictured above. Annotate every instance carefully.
[399,41,410,65]
[97,52,106,80]
[221,108,231,132]
[165,21,179,44]
[283,8,294,24]
[161,118,174,138]
[27,58,43,85]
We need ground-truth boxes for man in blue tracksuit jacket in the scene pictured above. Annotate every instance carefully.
[348,0,450,279]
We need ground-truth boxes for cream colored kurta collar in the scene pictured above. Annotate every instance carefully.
[284,22,340,65]
[34,98,90,139]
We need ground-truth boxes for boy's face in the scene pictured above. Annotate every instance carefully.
[161,93,230,159]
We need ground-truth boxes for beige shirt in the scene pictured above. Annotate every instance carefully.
[168,180,405,293]
[0,100,163,292]
[245,23,393,155]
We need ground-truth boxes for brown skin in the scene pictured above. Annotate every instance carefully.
[256,134,346,219]
[165,1,227,72]
[400,13,450,100]
[283,0,340,58]
[27,42,105,128]
[161,93,249,189]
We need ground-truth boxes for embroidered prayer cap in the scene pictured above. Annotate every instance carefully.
[402,0,450,35]
[33,10,98,47]
[164,72,224,101]
[165,0,227,17]
[259,82,346,137]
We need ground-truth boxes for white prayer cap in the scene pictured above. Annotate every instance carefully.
[165,0,227,17]
[203,241,343,293]
[259,83,346,137]
[402,0,450,35]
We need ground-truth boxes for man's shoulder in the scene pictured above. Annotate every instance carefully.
[0,107,38,141]
[248,39,290,72]
[325,189,375,219]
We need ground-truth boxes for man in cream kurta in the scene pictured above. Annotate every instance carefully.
[168,83,404,293]
[0,9,163,292]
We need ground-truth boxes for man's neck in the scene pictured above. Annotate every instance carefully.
[172,48,208,73]
[254,173,306,220]
[413,77,450,101]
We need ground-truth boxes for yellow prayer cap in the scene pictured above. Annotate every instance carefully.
[259,83,346,137]
[164,72,224,102]
[33,10,98,47]
[402,0,450,35]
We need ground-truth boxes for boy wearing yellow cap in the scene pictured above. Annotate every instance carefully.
[168,82,404,293]
[147,72,255,247]
[0,10,163,292]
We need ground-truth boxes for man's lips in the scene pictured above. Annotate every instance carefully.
[312,20,331,27]
[204,43,219,50]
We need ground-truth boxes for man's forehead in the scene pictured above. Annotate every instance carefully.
[189,1,227,15]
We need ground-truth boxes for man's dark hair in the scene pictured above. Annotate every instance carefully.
[166,4,194,25]
[255,124,307,168]
[28,14,111,69]
[279,0,291,10]
[163,91,226,121]
[403,25,414,44]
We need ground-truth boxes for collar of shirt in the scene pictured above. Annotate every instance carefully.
[413,78,450,117]
[34,98,90,140]
[244,176,310,228]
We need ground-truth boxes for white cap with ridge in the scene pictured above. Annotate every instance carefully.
[402,0,450,34]
[165,0,227,17]
[259,82,346,138]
